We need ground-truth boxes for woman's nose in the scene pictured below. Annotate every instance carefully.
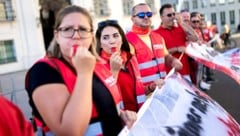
[72,31,81,39]
[109,37,116,44]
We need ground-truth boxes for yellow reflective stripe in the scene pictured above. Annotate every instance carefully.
[116,101,124,115]
[137,94,146,104]
[138,58,164,70]
[141,72,167,83]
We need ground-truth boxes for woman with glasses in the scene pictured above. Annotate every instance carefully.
[96,19,146,112]
[25,5,136,136]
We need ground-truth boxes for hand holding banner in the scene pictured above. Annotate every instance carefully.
[119,73,240,136]
[185,43,240,84]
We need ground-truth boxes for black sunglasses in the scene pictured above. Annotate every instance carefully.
[166,13,175,17]
[192,20,200,23]
[133,12,153,18]
[98,20,118,27]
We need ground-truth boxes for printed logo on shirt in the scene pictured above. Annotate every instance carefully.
[153,44,163,50]
[203,29,209,33]
[104,75,116,86]
[136,76,142,81]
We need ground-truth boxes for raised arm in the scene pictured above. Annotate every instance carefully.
[32,47,95,136]
[180,22,199,42]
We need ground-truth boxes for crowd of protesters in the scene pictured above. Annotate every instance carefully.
[1,2,236,136]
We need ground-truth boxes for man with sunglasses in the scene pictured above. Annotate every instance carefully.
[126,3,183,95]
[190,12,202,41]
[190,12,214,91]
[154,3,198,83]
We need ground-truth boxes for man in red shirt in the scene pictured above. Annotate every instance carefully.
[190,12,214,91]
[154,3,198,82]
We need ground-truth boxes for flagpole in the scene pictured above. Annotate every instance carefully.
[178,52,184,61]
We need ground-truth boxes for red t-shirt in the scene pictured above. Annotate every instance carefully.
[0,96,34,136]
[154,25,190,75]
[195,28,204,42]
[202,28,211,42]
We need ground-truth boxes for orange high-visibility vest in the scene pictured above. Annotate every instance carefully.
[126,32,167,86]
[32,58,123,136]
[128,56,146,108]
[101,52,146,111]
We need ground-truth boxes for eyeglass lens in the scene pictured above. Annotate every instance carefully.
[135,12,153,18]
[58,27,91,38]
[166,13,175,17]
[192,20,200,23]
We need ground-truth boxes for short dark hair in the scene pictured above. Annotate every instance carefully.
[180,9,189,13]
[190,12,200,18]
[132,3,149,16]
[95,20,130,54]
[159,3,173,15]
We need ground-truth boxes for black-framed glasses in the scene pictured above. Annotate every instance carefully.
[133,12,153,19]
[57,26,93,38]
[98,20,118,28]
[165,12,175,17]
[192,20,200,24]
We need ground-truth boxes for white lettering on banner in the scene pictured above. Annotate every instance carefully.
[230,49,240,65]
[153,44,163,49]
[104,76,116,86]
[118,73,240,136]
[136,75,141,81]
[166,89,209,136]
[228,48,240,73]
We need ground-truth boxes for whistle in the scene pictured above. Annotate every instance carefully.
[111,47,117,53]
[72,45,78,56]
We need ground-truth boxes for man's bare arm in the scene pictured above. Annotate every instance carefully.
[180,22,199,42]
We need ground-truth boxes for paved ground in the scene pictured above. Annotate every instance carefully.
[207,70,240,123]
[0,70,32,119]
[206,33,240,123]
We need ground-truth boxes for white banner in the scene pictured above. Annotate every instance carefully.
[185,43,240,85]
[119,72,240,136]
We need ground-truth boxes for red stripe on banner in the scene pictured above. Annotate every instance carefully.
[185,43,240,85]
